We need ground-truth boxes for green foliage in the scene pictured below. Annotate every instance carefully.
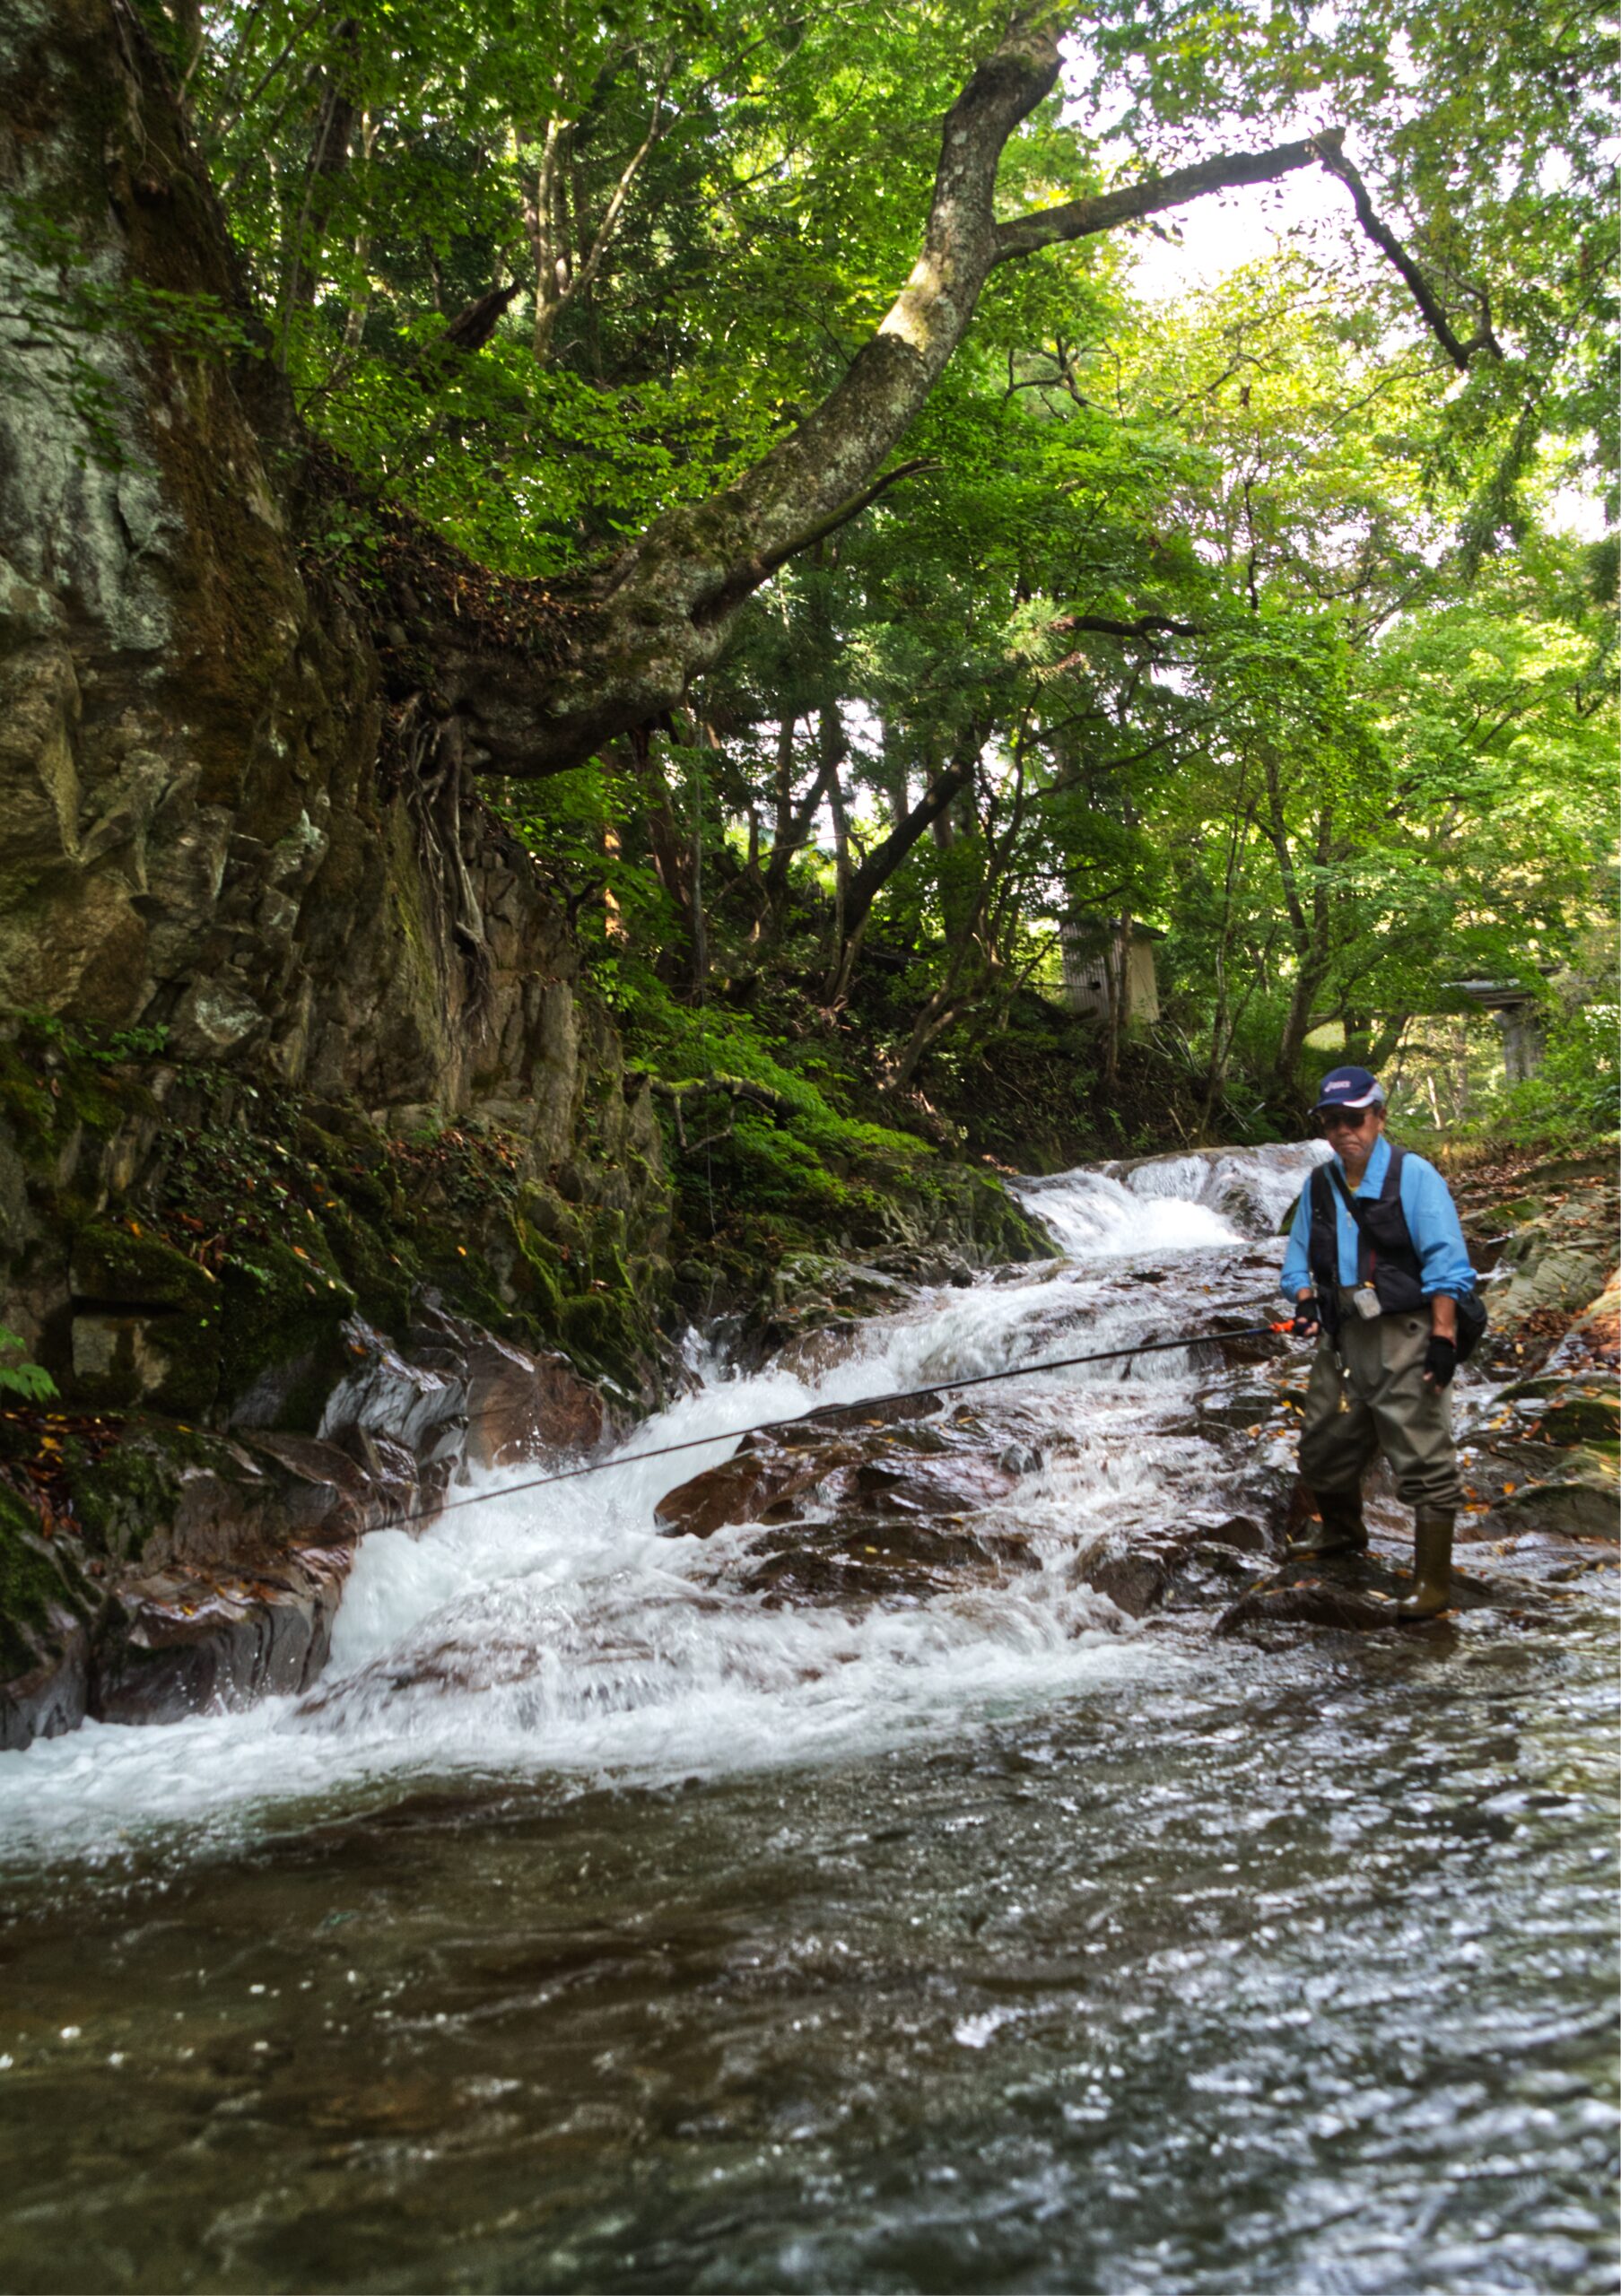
[0,1327,56,1405]
[1486,1002,1621,1151]
[626,983,930,1202]
[103,0,1615,1160]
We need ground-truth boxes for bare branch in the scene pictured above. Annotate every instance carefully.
[641,1072,798,1151]
[533,56,674,360]
[1038,610,1201,676]
[1052,611,1200,643]
[573,58,672,298]
[993,134,1335,265]
[1313,143,1502,369]
[210,0,335,146]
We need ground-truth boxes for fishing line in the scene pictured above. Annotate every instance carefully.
[366,1316,1292,1537]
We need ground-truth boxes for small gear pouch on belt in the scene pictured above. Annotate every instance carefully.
[1329,1163,1419,1327]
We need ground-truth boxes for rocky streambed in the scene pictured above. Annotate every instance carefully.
[6,1135,1611,1755]
[645,1141,1618,1643]
[0,1140,1615,2295]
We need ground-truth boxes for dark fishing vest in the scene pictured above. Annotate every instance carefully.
[1307,1146,1427,1338]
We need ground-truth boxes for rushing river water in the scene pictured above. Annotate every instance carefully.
[2,1149,1616,2293]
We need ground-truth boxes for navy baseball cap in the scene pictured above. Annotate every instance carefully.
[1312,1065,1386,1113]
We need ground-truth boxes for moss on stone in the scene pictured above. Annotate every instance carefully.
[510,1217,566,1321]
[559,1286,648,1389]
[0,1022,161,1162]
[0,1040,57,1147]
[63,1423,203,1562]
[314,1195,415,1332]
[0,1479,88,1682]
[70,1217,217,1314]
[214,1236,357,1428]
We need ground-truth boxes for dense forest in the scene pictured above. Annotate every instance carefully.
[164,0,1618,1133]
[14,0,1612,1198]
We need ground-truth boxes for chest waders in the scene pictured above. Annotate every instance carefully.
[1288,1149,1462,1618]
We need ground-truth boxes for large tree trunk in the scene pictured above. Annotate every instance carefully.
[1275,966,1327,1091]
[1261,761,1339,1092]
[0,0,1449,1030]
[31,1,1469,798]
[617,734,700,980]
[763,711,844,915]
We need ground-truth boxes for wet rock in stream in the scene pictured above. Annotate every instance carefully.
[1070,1509,1274,1619]
[0,1307,626,1746]
[656,1397,1044,1605]
[1,1425,371,1744]
[93,1544,355,1722]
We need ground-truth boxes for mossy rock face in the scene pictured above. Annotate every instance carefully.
[0,1043,61,1150]
[69,1218,215,1314]
[313,1196,414,1333]
[1522,1152,1621,1187]
[5,1023,683,1431]
[214,1240,359,1431]
[510,1213,566,1321]
[70,1310,219,1414]
[1536,1387,1621,1448]
[0,1479,92,1686]
[1495,1446,1619,1540]
[0,1033,147,1168]
[62,1426,193,1565]
[879,1166,1057,1270]
[555,1290,645,1391]
[65,1220,222,1411]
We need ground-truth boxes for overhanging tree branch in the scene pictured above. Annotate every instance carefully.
[1041,611,1201,671]
[420,20,1507,776]
[1313,142,1503,369]
[642,1073,799,1153]
[694,459,941,621]
[993,134,1335,264]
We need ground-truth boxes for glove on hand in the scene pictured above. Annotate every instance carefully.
[1292,1293,1323,1338]
[1423,1335,1458,1389]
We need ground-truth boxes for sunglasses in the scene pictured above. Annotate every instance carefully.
[1317,1106,1372,1129]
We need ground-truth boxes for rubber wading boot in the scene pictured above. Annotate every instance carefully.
[1285,1489,1369,1560]
[1396,1509,1455,1620]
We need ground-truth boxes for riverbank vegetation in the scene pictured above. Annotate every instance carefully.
[118,0,1616,1187]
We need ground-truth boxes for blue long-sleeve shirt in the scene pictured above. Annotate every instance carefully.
[1280,1134,1475,1301]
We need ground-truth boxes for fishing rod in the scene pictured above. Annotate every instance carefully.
[378,1314,1297,1535]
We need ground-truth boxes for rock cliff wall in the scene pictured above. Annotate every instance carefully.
[0,0,679,1744]
[0,0,1052,1749]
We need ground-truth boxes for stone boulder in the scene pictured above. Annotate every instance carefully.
[655,1396,1041,1606]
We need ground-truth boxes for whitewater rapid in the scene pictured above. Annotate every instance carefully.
[0,1145,1329,1861]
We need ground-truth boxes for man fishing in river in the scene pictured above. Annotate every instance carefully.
[1280,1065,1478,1619]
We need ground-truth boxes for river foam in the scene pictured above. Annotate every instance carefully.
[0,1147,1312,1862]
